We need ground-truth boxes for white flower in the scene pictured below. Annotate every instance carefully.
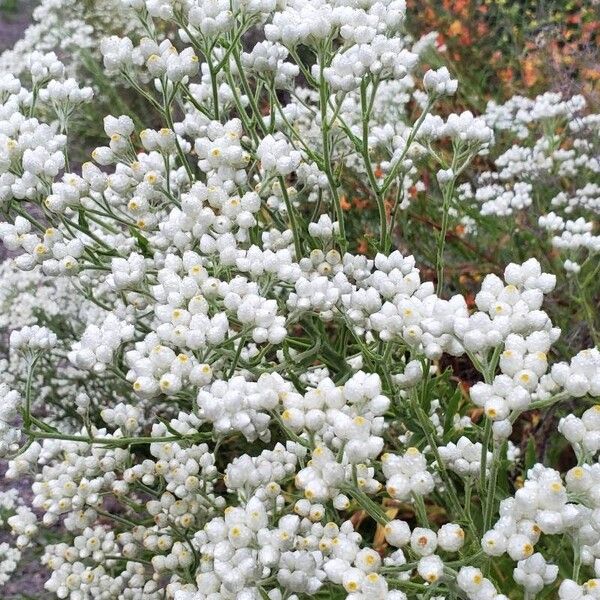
[257,134,302,176]
[423,67,458,96]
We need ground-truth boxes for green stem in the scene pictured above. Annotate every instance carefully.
[479,418,492,494]
[573,542,582,582]
[162,82,194,183]
[410,391,473,530]
[278,176,303,259]
[436,179,455,296]
[342,480,389,526]
[23,354,41,429]
[380,99,434,196]
[228,333,248,378]
[318,51,347,252]
[464,480,472,524]
[413,493,429,527]
[359,79,387,250]
[22,430,209,447]
[483,445,501,533]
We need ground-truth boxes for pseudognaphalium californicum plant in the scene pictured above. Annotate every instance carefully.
[0,1,599,599]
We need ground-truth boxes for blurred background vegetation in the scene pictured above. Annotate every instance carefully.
[407,0,599,106]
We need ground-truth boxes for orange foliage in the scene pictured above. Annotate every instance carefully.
[357,239,369,254]
[522,57,539,88]
[448,19,463,38]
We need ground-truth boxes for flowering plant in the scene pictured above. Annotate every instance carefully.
[0,1,598,599]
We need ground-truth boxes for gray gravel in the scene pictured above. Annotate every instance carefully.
[0,463,51,599]
[0,2,36,53]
